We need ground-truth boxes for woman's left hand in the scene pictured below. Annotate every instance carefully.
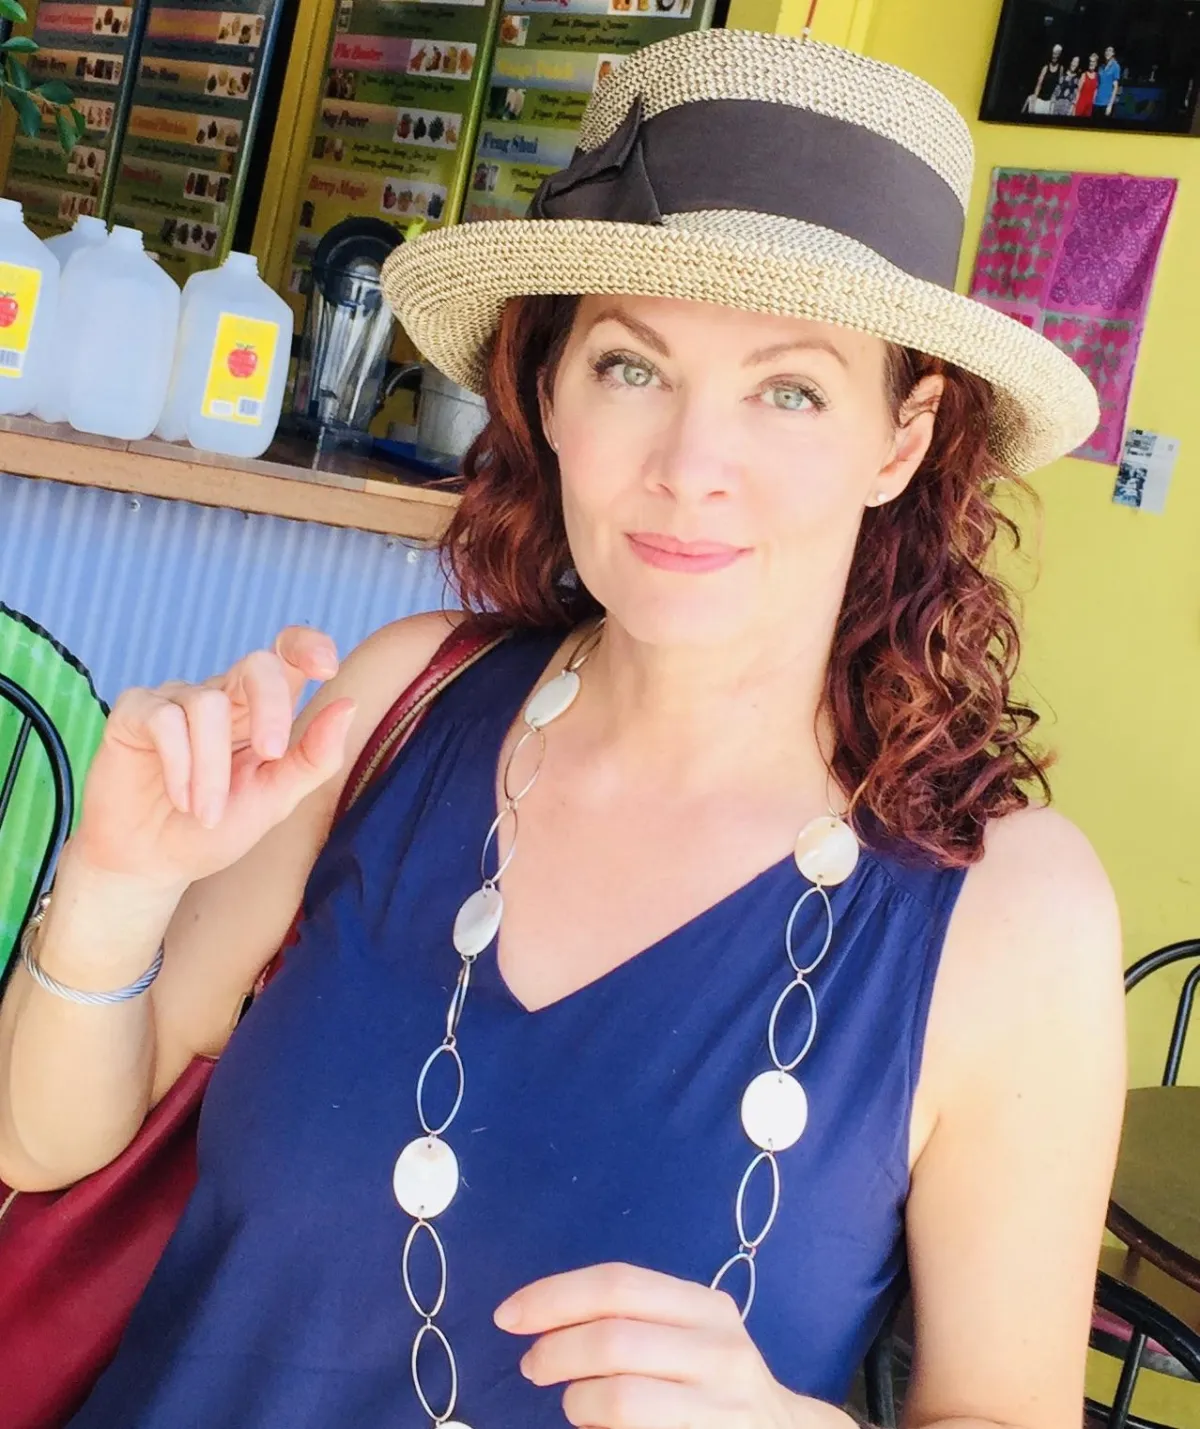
[495,1262,849,1428]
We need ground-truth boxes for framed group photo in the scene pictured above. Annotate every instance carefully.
[981,0,1200,136]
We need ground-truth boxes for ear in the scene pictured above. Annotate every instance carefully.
[537,370,558,454]
[873,373,945,504]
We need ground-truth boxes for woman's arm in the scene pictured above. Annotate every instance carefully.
[902,805,1125,1429]
[0,609,461,1192]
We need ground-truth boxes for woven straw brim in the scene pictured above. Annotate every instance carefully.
[382,209,1100,477]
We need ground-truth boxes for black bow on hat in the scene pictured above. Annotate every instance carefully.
[529,96,662,224]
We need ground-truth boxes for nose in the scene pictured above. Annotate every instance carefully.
[646,387,737,504]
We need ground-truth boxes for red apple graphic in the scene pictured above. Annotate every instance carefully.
[228,345,257,379]
[0,294,19,328]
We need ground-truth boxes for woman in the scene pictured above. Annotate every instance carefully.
[1024,42,1063,114]
[1051,55,1082,115]
[0,28,1123,1429]
[1076,53,1101,116]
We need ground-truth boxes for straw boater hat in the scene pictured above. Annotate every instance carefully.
[382,28,1099,476]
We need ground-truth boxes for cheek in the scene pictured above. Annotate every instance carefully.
[555,395,656,524]
[747,417,883,533]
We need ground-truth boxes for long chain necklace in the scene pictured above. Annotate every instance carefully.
[390,624,861,1428]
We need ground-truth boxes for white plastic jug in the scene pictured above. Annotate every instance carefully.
[0,198,59,418]
[43,214,108,269]
[157,251,293,459]
[35,216,109,424]
[65,225,180,441]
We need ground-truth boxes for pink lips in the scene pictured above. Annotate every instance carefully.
[626,532,748,574]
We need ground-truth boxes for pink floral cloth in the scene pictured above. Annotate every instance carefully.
[969,169,1177,464]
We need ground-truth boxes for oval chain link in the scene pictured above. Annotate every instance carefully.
[710,872,831,1321]
[403,677,554,1427]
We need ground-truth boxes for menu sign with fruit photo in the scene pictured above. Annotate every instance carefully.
[3,1,140,236]
[107,0,282,282]
[283,0,501,303]
[462,0,711,221]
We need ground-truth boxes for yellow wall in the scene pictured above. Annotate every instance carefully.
[795,0,1200,1090]
[728,0,875,48]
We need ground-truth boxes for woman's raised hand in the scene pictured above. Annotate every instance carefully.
[72,626,356,893]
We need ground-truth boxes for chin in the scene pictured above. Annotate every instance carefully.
[589,576,762,649]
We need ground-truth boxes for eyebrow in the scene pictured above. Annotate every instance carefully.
[744,337,850,369]
[586,307,671,356]
[586,307,850,370]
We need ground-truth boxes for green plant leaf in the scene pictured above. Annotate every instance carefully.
[71,106,87,139]
[37,79,74,105]
[54,105,77,156]
[1,37,39,52]
[0,0,29,22]
[8,86,42,138]
[6,55,30,91]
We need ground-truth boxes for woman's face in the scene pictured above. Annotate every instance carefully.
[542,294,942,648]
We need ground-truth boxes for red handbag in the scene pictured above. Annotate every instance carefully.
[0,618,507,1429]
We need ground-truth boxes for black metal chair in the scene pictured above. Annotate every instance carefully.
[1123,940,1200,1090]
[1082,939,1200,1428]
[860,1292,909,1427]
[0,671,74,988]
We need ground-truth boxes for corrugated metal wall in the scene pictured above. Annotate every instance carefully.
[0,471,454,701]
[0,469,456,962]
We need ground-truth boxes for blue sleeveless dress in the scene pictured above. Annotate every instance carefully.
[70,629,967,1427]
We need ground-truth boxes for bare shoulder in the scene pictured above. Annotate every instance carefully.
[953,803,1122,996]
[327,607,469,707]
[918,804,1125,1130]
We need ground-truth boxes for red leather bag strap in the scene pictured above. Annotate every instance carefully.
[336,617,509,821]
[252,616,509,999]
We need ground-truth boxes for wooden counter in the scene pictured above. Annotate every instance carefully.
[0,417,461,542]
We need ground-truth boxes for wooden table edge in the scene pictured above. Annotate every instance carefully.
[0,423,459,542]
[1107,1199,1200,1296]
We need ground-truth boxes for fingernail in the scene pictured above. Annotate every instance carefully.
[494,1298,521,1330]
[265,731,287,759]
[518,1354,532,1379]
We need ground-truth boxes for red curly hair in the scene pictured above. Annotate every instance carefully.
[443,294,1051,868]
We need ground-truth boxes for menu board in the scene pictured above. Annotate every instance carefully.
[282,0,501,302]
[3,2,140,237]
[463,0,712,222]
[107,0,281,283]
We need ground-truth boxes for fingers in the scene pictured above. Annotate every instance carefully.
[113,684,234,828]
[215,630,338,752]
[235,650,294,760]
[521,1319,709,1388]
[175,687,232,828]
[496,1264,737,1337]
[561,1373,709,1429]
[143,699,192,814]
[110,688,193,814]
[252,698,356,818]
[271,626,339,696]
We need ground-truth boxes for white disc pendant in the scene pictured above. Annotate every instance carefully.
[453,885,503,960]
[524,669,581,730]
[741,1070,809,1152]
[794,816,859,887]
[393,1136,460,1219]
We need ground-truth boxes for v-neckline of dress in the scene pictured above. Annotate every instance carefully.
[463,633,807,1019]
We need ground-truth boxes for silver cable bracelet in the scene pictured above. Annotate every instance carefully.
[19,893,165,1007]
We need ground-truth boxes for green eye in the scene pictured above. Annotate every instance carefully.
[619,362,653,388]
[766,385,813,411]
